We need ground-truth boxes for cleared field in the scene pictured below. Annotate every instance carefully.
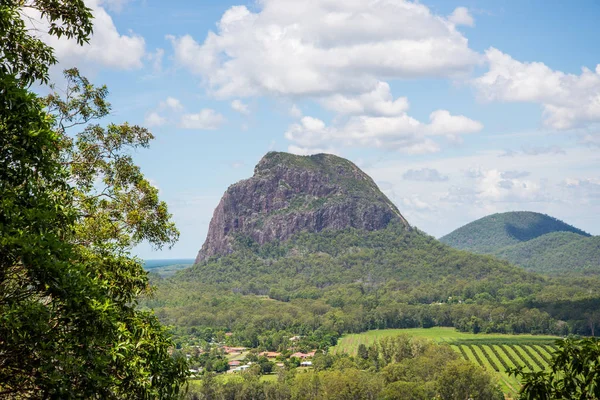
[330,327,557,355]
[330,327,558,399]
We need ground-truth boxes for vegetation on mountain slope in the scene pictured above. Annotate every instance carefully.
[145,224,600,351]
[440,211,590,254]
[496,233,600,275]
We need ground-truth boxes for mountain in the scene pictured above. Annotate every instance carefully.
[144,154,600,342]
[195,152,409,262]
[439,211,590,254]
[440,211,599,275]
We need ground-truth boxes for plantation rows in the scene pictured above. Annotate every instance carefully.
[452,342,555,373]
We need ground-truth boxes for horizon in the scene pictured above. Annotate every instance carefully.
[40,0,600,259]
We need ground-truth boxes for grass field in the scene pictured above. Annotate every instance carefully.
[330,327,559,398]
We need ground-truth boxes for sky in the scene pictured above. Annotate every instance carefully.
[41,0,600,259]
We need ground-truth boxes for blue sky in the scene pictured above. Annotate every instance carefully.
[44,0,600,259]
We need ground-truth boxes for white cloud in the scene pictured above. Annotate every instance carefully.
[145,112,166,127]
[231,99,250,115]
[448,7,474,27]
[403,168,449,182]
[160,97,184,111]
[180,109,225,130]
[40,0,145,70]
[320,82,409,116]
[474,48,600,131]
[168,0,480,98]
[284,109,482,155]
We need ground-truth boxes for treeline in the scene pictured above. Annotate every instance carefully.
[185,336,503,400]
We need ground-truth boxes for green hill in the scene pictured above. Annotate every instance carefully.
[440,212,599,275]
[440,211,590,254]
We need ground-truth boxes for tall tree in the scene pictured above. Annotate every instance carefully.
[0,2,188,398]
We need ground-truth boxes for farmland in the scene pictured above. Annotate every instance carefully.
[330,327,559,398]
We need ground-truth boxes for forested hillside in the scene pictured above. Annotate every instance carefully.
[145,224,600,349]
[441,212,600,275]
[440,211,589,253]
[496,233,600,274]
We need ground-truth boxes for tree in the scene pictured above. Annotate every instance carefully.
[437,359,503,400]
[0,2,187,398]
[513,337,600,400]
[0,0,93,85]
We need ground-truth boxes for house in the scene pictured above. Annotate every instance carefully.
[222,346,247,354]
[228,360,241,367]
[289,336,302,341]
[291,351,316,359]
[300,361,312,367]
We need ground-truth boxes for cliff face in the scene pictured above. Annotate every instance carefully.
[195,152,409,262]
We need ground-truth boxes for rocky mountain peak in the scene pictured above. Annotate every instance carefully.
[195,152,409,262]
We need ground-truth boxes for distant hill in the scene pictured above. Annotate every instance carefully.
[440,212,599,275]
[440,211,590,254]
[143,259,194,277]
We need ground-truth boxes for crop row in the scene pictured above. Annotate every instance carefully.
[466,344,486,369]
[453,343,556,375]
[508,344,536,371]
[475,344,499,372]
[486,345,510,372]
[518,344,546,370]
[457,345,469,361]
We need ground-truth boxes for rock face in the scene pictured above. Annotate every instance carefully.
[195,152,409,262]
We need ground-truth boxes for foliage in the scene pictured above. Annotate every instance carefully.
[184,338,502,400]
[0,26,186,399]
[0,0,93,85]
[513,337,600,400]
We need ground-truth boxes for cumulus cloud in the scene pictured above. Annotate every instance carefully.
[320,82,409,116]
[474,48,600,131]
[168,0,480,98]
[403,168,449,182]
[231,99,250,115]
[144,112,166,127]
[180,109,225,130]
[448,7,474,27]
[285,109,482,155]
[444,169,548,204]
[160,97,184,111]
[34,0,145,70]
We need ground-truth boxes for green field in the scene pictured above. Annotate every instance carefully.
[330,327,559,398]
